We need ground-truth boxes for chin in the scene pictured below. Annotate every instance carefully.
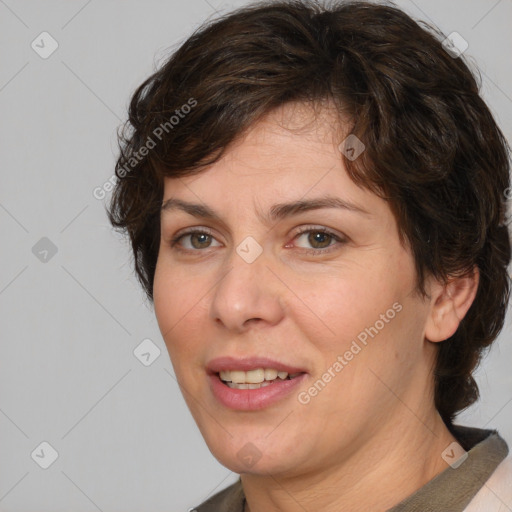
[203,432,305,476]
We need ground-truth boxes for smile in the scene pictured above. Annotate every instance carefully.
[206,357,308,410]
[219,368,304,389]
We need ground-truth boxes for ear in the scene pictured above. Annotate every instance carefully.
[424,266,480,343]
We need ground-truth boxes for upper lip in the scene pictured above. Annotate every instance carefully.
[206,356,308,375]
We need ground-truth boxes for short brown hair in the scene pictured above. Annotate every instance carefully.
[107,0,511,426]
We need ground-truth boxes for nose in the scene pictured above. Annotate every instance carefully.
[209,243,285,332]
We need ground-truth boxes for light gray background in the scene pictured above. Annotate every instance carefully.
[0,0,511,511]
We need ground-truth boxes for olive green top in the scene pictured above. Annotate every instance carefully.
[194,424,509,512]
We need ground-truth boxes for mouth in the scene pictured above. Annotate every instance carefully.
[206,357,309,410]
[217,368,305,389]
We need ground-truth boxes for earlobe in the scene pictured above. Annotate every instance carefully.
[424,267,480,343]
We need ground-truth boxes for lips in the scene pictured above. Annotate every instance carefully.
[206,356,309,410]
[206,356,307,375]
[219,368,302,387]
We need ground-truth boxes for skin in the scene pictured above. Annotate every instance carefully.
[153,102,479,512]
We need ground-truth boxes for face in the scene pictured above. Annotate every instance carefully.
[153,102,437,477]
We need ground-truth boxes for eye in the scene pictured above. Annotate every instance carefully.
[291,226,346,255]
[170,228,221,251]
[169,226,346,255]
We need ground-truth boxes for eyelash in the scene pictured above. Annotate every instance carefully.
[169,226,346,256]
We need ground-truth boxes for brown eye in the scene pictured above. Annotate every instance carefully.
[189,232,213,249]
[306,231,333,249]
[294,228,342,251]
[171,229,221,251]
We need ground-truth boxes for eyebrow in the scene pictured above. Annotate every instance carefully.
[161,195,371,225]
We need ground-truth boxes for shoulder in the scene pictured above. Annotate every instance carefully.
[194,479,244,512]
[464,453,512,512]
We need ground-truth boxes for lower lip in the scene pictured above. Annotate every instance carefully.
[209,373,308,411]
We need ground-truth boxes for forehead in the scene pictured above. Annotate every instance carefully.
[230,101,347,161]
[160,101,384,218]
[163,102,343,180]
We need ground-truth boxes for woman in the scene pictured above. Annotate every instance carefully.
[107,1,512,510]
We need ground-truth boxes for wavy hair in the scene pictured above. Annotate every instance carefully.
[107,0,511,426]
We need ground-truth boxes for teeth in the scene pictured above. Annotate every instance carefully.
[219,370,231,382]
[235,383,249,389]
[246,368,265,384]
[229,371,246,384]
[264,369,278,380]
[227,381,275,389]
[219,368,299,385]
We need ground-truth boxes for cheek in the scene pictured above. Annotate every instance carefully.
[291,261,420,391]
[153,263,206,358]
[153,264,177,335]
[292,271,399,351]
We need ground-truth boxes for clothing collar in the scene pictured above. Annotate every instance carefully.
[195,425,509,512]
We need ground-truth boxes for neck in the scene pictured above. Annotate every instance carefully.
[241,410,457,512]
